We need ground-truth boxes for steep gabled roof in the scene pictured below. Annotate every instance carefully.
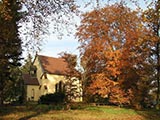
[38,55,69,75]
[22,74,39,85]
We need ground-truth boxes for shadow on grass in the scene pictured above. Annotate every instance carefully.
[135,108,160,120]
[0,105,26,116]
[19,104,62,120]
[19,112,41,120]
[0,104,56,120]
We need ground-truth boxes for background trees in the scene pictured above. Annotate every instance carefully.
[0,0,159,109]
[143,0,160,109]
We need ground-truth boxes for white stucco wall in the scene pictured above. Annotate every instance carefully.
[26,85,40,101]
[40,73,66,95]
[33,56,44,85]
[40,74,83,102]
[25,78,83,102]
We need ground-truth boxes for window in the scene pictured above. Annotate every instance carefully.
[55,83,58,92]
[44,74,47,79]
[55,81,64,92]
[31,89,35,100]
[59,81,63,92]
[44,85,48,90]
[30,66,37,77]
[44,85,48,94]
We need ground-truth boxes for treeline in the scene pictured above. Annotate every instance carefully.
[0,0,159,110]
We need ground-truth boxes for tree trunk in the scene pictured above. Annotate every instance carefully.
[0,91,4,106]
[156,42,160,109]
[156,9,160,107]
[0,75,4,106]
[0,86,4,106]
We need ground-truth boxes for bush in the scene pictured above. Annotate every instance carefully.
[38,92,65,104]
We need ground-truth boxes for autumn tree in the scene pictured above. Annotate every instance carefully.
[77,3,152,107]
[0,0,22,105]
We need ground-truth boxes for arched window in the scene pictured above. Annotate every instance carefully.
[55,83,58,92]
[31,89,35,100]
[44,74,47,79]
[59,81,63,92]
[44,85,48,90]
[55,81,64,92]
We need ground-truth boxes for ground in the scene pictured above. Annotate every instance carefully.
[0,104,160,120]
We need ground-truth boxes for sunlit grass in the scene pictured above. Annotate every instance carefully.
[85,106,137,115]
[0,105,160,120]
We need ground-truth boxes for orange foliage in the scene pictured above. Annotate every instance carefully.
[77,3,152,106]
[88,73,118,97]
[0,0,13,20]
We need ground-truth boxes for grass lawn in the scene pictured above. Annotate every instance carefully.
[0,104,160,120]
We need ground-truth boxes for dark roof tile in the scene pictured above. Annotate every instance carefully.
[38,55,69,75]
[22,74,39,85]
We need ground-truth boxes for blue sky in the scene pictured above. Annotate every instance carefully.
[39,33,79,58]
[25,0,152,58]
[37,0,90,58]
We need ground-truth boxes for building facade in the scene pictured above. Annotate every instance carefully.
[23,55,82,102]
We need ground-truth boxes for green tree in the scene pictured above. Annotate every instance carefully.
[59,52,82,102]
[0,0,22,105]
[21,54,33,74]
[4,67,24,104]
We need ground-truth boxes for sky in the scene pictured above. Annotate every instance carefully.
[22,0,152,59]
[37,0,94,58]
[39,32,80,58]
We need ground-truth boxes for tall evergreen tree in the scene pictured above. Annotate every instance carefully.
[0,0,22,105]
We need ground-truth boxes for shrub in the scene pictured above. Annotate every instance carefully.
[38,92,65,104]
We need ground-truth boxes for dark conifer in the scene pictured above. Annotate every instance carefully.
[0,0,22,105]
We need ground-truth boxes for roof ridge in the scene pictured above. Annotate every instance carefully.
[38,54,63,60]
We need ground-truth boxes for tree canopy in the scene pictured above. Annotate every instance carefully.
[77,2,159,108]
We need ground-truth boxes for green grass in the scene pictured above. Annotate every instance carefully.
[0,104,160,120]
[85,106,137,115]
